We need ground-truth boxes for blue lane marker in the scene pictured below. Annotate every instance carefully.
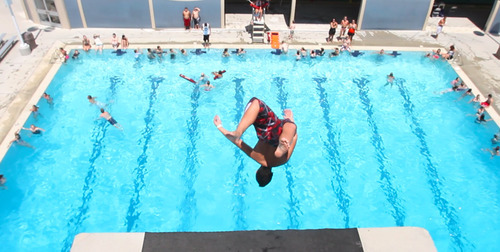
[125,76,163,232]
[353,77,406,226]
[395,78,468,250]
[231,78,248,230]
[61,76,121,251]
[178,83,201,231]
[274,77,300,229]
[313,77,351,228]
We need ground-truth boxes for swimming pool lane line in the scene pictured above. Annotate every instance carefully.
[353,77,406,226]
[125,76,163,232]
[313,77,351,228]
[274,77,300,229]
[232,77,249,230]
[178,83,201,231]
[395,79,468,250]
[61,76,121,251]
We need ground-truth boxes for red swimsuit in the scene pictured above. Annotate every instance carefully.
[250,97,293,147]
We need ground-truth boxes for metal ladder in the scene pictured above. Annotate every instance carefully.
[251,8,266,43]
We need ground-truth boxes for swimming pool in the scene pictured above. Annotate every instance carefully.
[0,48,499,251]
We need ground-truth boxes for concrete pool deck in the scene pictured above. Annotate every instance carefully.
[0,3,499,251]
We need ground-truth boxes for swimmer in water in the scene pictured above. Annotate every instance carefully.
[88,95,106,108]
[30,105,40,120]
[21,124,45,134]
[0,174,6,189]
[43,92,53,105]
[9,132,34,148]
[475,113,493,124]
[99,108,122,130]
[212,70,225,80]
[198,73,209,84]
[491,134,499,145]
[469,94,480,104]
[236,48,246,56]
[201,80,214,91]
[483,146,500,158]
[385,73,395,87]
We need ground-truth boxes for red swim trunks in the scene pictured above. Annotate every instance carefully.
[184,18,190,28]
[249,97,292,147]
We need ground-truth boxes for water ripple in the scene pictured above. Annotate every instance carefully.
[125,76,163,232]
[178,83,200,231]
[61,76,121,251]
[395,78,470,250]
[353,77,406,226]
[231,78,248,230]
[274,77,300,229]
[313,77,351,228]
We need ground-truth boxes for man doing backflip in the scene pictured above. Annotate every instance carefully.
[214,97,298,187]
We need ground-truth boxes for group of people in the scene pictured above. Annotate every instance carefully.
[293,47,326,60]
[425,45,456,60]
[146,47,188,61]
[182,7,202,30]
[81,33,129,54]
[327,16,357,43]
[438,77,498,157]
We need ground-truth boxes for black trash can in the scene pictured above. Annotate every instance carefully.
[22,32,37,51]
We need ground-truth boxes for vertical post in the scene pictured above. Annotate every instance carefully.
[485,0,500,33]
[290,0,296,25]
[4,0,30,55]
[4,0,25,44]
[148,0,156,29]
[423,0,434,31]
[221,0,225,28]
[357,0,366,30]
[76,0,87,28]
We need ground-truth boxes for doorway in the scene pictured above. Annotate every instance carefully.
[432,0,495,29]
[34,0,61,27]
[294,0,361,24]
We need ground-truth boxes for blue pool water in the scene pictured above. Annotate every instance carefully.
[1,49,499,251]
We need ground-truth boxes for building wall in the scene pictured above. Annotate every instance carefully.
[56,0,222,28]
[81,0,152,28]
[63,0,83,28]
[361,0,431,30]
[153,1,221,28]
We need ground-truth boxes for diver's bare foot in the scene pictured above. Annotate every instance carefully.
[283,109,294,122]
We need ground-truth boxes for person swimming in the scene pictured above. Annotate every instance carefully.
[483,146,500,158]
[21,124,45,134]
[201,80,214,91]
[385,73,395,87]
[43,92,53,105]
[9,132,34,148]
[212,70,226,80]
[88,95,106,108]
[99,108,122,130]
[30,105,40,120]
[199,73,209,84]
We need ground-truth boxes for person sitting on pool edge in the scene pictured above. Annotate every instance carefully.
[213,97,298,187]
